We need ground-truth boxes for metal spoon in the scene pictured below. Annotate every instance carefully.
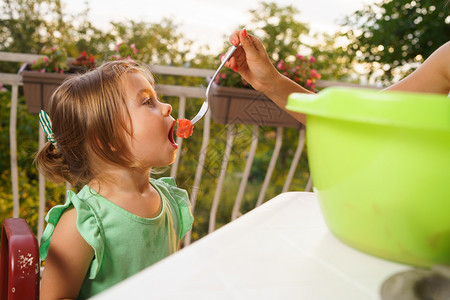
[191,45,238,124]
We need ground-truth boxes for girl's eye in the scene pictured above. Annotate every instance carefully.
[143,97,154,106]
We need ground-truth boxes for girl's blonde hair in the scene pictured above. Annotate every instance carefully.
[34,60,155,189]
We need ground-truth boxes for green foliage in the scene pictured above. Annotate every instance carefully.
[277,55,321,91]
[31,46,69,73]
[310,32,358,82]
[245,1,310,62]
[111,43,139,60]
[0,0,195,68]
[107,19,193,66]
[0,0,108,72]
[0,0,63,53]
[0,90,66,235]
[342,0,450,83]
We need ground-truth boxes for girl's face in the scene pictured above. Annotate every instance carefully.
[122,72,178,168]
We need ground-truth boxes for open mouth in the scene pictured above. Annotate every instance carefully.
[168,121,177,146]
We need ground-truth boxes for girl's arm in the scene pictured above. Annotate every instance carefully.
[40,208,94,300]
[385,41,450,94]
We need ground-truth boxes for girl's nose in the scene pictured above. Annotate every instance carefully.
[162,103,172,116]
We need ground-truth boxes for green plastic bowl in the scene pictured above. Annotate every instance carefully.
[287,87,450,267]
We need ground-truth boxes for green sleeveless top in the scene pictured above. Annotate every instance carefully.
[40,177,194,299]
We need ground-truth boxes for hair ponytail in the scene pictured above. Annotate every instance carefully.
[34,142,67,184]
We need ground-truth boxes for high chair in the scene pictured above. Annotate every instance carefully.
[0,218,40,299]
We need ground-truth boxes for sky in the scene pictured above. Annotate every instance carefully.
[63,0,374,54]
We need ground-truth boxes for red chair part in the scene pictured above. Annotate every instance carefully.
[0,218,40,299]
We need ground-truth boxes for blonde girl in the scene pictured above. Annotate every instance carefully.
[36,60,193,299]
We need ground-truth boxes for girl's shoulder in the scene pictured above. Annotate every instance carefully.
[150,176,177,188]
[40,186,105,277]
[150,177,193,239]
[48,206,79,245]
[43,206,94,264]
[150,177,189,202]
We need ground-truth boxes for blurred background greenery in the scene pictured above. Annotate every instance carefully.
[0,0,448,241]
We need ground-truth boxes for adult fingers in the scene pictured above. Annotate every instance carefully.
[229,30,241,47]
[225,29,254,69]
[238,29,264,59]
[226,44,244,69]
[226,47,245,71]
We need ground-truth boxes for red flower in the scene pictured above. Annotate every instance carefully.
[276,60,285,70]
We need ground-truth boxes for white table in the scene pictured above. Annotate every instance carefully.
[92,192,410,300]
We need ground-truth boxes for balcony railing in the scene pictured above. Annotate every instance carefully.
[0,51,372,246]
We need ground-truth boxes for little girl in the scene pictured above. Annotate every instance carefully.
[35,60,194,299]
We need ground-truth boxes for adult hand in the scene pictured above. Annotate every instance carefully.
[227,29,280,95]
[226,28,312,125]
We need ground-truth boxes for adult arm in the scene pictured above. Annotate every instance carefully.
[385,41,450,94]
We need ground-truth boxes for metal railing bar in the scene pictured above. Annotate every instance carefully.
[0,52,42,63]
[150,65,215,77]
[305,174,313,192]
[316,79,380,89]
[184,110,211,246]
[231,125,259,221]
[170,95,186,179]
[0,73,22,86]
[9,84,19,218]
[282,125,306,192]
[208,124,235,233]
[38,128,45,241]
[256,127,283,207]
[156,85,205,98]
